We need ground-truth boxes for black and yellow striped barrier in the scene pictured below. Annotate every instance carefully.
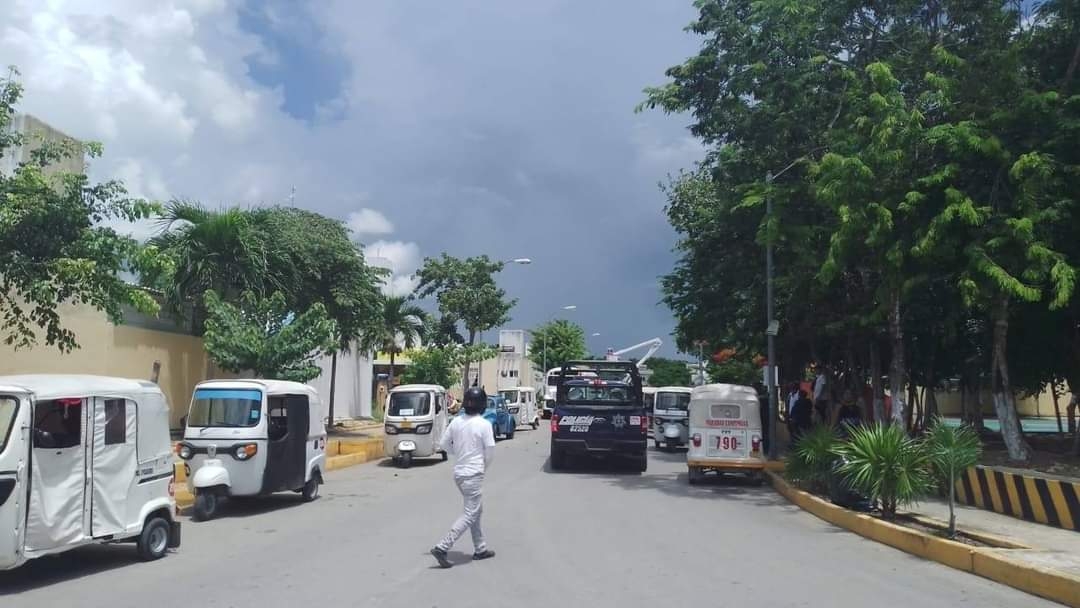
[955,465,1080,532]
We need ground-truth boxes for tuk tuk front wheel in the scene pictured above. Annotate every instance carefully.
[193,491,220,521]
[400,452,413,468]
[137,517,171,561]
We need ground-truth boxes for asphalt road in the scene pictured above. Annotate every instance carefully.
[1,427,1058,608]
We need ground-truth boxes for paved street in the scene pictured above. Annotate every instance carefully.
[1,427,1058,608]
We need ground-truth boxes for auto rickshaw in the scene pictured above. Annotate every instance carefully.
[686,383,765,484]
[384,384,449,468]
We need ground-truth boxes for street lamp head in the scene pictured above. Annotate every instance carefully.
[563,305,577,311]
[509,258,532,265]
[591,333,601,337]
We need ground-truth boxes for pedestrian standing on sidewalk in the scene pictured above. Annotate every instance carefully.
[430,386,496,568]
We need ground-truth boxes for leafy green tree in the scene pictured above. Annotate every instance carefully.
[925,419,982,538]
[399,347,458,389]
[527,319,586,372]
[202,290,336,383]
[0,68,159,351]
[423,312,465,348]
[415,254,515,388]
[374,296,426,390]
[645,357,692,387]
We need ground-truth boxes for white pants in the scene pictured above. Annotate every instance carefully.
[437,474,486,553]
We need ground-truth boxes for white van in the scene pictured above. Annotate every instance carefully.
[0,375,180,570]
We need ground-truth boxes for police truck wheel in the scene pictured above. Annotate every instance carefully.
[635,452,648,473]
[550,447,566,471]
[193,491,219,521]
[302,477,320,502]
[137,516,171,561]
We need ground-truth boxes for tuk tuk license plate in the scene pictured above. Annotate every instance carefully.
[399,420,413,429]
[706,430,746,458]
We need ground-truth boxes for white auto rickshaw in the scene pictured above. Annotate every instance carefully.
[0,375,181,570]
[177,380,327,521]
[643,386,657,437]
[653,386,691,450]
[498,386,539,430]
[383,384,449,468]
[686,383,766,484]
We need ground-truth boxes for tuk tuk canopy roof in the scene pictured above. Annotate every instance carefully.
[654,386,693,393]
[0,374,165,403]
[390,384,445,393]
[197,378,320,400]
[690,383,758,400]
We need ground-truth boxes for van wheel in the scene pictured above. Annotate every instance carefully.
[193,491,219,521]
[302,477,320,502]
[137,517,171,561]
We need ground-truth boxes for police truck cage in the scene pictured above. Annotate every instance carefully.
[556,361,644,406]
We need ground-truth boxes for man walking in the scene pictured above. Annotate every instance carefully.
[430,387,496,568]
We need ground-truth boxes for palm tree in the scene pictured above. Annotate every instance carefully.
[145,199,277,332]
[377,296,426,398]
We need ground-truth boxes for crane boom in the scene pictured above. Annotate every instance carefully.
[604,338,663,368]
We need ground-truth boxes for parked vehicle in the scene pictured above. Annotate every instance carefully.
[643,386,657,437]
[0,374,181,570]
[653,386,691,450]
[177,380,327,520]
[549,361,648,472]
[461,395,516,439]
[686,383,765,484]
[498,386,539,430]
[384,384,449,468]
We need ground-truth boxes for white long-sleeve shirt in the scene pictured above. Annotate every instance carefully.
[439,414,495,477]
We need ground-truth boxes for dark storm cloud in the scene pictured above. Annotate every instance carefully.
[255,0,705,355]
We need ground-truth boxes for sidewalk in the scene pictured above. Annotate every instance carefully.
[912,497,1080,578]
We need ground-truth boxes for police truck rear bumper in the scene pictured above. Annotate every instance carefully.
[552,438,646,455]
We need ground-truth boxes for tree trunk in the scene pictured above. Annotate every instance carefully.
[973,377,986,431]
[388,350,396,393]
[926,342,939,422]
[947,460,957,538]
[462,329,477,391]
[1052,382,1064,434]
[870,340,885,423]
[990,296,1032,461]
[906,382,918,432]
[888,290,907,427]
[328,350,338,426]
[960,382,969,425]
[1062,35,1080,91]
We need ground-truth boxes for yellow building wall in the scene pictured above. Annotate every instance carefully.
[0,302,219,429]
[934,388,1074,418]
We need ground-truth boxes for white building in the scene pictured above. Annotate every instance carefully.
[1,114,86,177]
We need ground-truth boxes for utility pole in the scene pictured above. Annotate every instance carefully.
[765,171,778,460]
[289,186,296,207]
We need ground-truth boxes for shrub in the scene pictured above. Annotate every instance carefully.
[924,418,981,537]
[785,424,840,494]
[833,423,932,519]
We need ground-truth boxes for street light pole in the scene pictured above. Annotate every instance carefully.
[765,171,777,460]
[475,257,532,389]
[542,305,577,381]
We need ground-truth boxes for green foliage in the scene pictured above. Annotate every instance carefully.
[527,319,586,371]
[414,253,515,344]
[833,424,932,519]
[785,424,840,494]
[924,418,982,537]
[202,290,336,383]
[646,357,692,387]
[399,347,457,389]
[707,355,761,386]
[0,67,161,351]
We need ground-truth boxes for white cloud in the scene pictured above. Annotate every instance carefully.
[363,240,421,296]
[346,208,394,236]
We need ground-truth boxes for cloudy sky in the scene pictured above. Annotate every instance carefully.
[3,0,704,357]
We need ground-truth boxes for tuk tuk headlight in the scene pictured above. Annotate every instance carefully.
[385,424,399,435]
[415,423,432,435]
[176,443,193,460]
[233,443,258,461]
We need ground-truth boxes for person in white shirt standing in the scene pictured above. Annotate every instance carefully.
[430,387,496,568]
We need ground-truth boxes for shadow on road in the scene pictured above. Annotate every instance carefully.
[0,545,157,595]
[376,458,444,469]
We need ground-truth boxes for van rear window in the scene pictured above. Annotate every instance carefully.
[0,397,17,453]
[710,404,741,419]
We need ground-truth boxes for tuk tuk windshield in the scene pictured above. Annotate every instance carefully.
[188,388,262,427]
[0,396,17,452]
[388,392,430,417]
[655,392,690,412]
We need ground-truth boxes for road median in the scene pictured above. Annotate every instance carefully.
[768,471,1080,607]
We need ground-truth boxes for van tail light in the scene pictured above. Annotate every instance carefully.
[751,435,761,453]
[692,433,702,448]
[551,413,560,433]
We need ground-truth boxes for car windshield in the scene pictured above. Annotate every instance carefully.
[0,396,18,453]
[188,388,262,427]
[498,390,518,403]
[487,397,503,410]
[656,392,690,411]
[389,392,430,416]
[564,384,635,405]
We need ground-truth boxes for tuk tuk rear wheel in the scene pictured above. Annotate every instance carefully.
[302,478,320,502]
[688,466,704,485]
[193,491,219,521]
[137,517,171,560]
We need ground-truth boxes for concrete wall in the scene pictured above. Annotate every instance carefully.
[0,302,211,429]
[0,114,87,177]
[934,388,1075,418]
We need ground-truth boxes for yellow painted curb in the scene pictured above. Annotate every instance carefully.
[174,438,386,514]
[768,472,1080,607]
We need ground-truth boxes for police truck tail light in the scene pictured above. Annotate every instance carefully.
[751,435,762,453]
[551,413,559,433]
[692,433,702,447]
[640,414,649,433]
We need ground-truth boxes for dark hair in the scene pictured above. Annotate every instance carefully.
[463,387,487,415]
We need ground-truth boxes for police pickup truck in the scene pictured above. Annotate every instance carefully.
[549,360,648,472]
